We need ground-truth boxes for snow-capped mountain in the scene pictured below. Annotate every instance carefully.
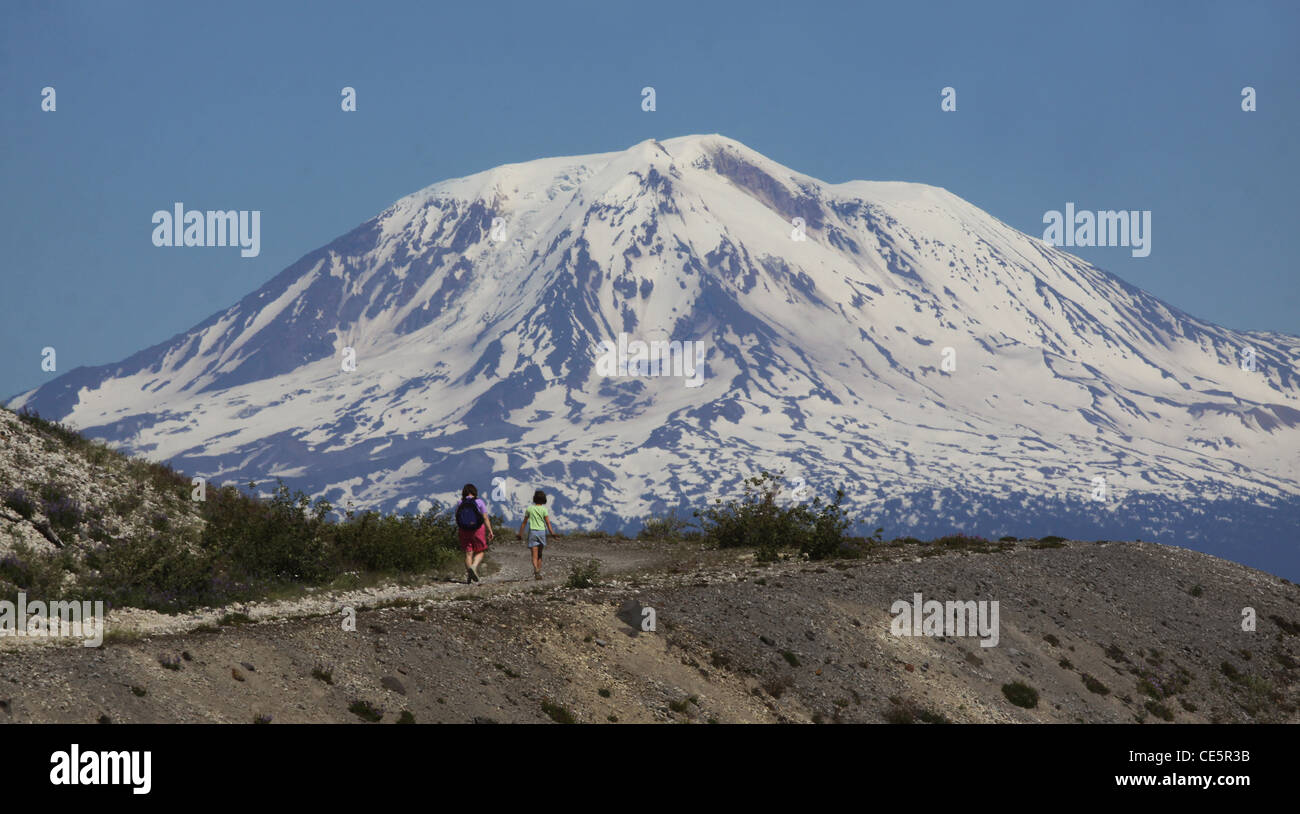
[10,135,1300,576]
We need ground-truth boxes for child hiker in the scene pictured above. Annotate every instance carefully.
[455,483,493,583]
[518,489,556,580]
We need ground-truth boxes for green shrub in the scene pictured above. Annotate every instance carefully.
[0,410,503,613]
[1081,674,1110,695]
[205,482,335,583]
[79,527,217,612]
[0,543,74,599]
[15,408,93,453]
[694,470,865,561]
[541,699,576,724]
[931,533,991,548]
[637,511,693,541]
[565,559,601,589]
[1144,700,1174,721]
[2,488,36,520]
[126,459,191,504]
[1241,675,1276,716]
[916,708,950,724]
[332,508,457,573]
[800,489,856,560]
[696,471,797,557]
[43,496,84,534]
[348,700,383,722]
[891,536,925,545]
[108,490,144,518]
[1002,681,1039,708]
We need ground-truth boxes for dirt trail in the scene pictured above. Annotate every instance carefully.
[1,535,676,648]
[2,538,1296,724]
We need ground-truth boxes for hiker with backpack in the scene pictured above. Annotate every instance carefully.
[455,483,494,583]
[517,489,557,580]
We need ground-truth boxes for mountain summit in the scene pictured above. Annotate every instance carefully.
[11,135,1300,575]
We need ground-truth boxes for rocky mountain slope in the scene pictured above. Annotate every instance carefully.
[0,405,200,561]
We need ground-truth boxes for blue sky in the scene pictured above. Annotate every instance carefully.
[1,0,1296,399]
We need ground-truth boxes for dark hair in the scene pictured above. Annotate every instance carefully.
[462,483,478,499]
[533,490,546,505]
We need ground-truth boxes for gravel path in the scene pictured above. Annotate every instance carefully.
[0,535,677,648]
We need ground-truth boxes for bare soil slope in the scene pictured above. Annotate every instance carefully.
[2,536,1297,724]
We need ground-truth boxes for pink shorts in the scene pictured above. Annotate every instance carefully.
[459,526,488,553]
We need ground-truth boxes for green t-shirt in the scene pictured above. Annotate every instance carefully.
[525,504,548,531]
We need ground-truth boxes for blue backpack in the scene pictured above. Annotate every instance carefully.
[455,497,484,530]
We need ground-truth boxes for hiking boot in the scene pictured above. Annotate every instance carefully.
[466,566,476,584]
[534,568,542,580]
